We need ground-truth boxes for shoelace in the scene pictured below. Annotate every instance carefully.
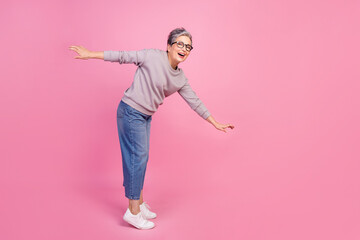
[142,202,156,219]
[141,202,151,216]
[142,202,151,210]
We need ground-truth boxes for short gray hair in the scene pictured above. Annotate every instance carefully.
[167,27,192,52]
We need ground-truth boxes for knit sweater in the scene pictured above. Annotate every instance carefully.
[103,48,211,119]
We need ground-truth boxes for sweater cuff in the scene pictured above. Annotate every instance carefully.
[201,111,211,120]
[103,51,117,61]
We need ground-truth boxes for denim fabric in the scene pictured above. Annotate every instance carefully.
[117,100,152,200]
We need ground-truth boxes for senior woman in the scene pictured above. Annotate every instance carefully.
[69,27,234,230]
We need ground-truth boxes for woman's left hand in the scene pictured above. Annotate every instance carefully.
[206,115,235,133]
[213,122,235,133]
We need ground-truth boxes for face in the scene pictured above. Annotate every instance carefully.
[167,35,192,67]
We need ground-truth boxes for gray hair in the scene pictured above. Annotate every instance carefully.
[167,27,192,52]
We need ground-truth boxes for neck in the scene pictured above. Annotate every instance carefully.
[167,52,178,70]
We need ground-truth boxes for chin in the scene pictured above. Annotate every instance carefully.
[178,57,187,62]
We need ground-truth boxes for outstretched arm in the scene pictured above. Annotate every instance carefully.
[69,45,103,60]
[178,81,235,133]
[206,115,234,133]
[69,45,149,66]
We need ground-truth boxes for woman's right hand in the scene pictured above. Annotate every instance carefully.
[69,45,93,59]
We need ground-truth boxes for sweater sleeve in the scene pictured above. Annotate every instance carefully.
[177,80,211,120]
[103,49,149,66]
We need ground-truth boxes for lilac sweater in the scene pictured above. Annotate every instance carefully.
[103,48,211,119]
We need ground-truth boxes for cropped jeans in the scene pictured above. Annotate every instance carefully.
[117,100,152,200]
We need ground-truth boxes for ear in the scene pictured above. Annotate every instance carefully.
[167,44,171,52]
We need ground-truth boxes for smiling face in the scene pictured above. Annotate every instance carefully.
[167,35,192,70]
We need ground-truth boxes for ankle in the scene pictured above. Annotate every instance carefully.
[129,206,140,215]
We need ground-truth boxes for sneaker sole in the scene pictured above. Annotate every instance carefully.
[123,215,155,230]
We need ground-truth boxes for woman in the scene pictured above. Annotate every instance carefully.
[69,27,234,230]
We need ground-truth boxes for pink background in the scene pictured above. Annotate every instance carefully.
[1,0,359,239]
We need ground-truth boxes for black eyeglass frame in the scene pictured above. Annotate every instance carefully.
[171,41,194,52]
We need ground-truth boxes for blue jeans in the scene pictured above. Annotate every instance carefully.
[117,100,152,200]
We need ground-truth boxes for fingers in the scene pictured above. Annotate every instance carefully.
[218,124,234,133]
[216,126,227,133]
[69,45,81,49]
[69,46,82,52]
[214,122,234,133]
[221,124,234,129]
[69,46,79,54]
[69,45,90,60]
[69,46,83,60]
[217,122,235,129]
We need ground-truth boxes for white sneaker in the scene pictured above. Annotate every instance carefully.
[123,208,155,229]
[140,202,157,219]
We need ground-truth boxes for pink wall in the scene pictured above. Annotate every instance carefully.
[1,0,359,239]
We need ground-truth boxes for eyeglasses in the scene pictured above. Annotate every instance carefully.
[171,41,193,52]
